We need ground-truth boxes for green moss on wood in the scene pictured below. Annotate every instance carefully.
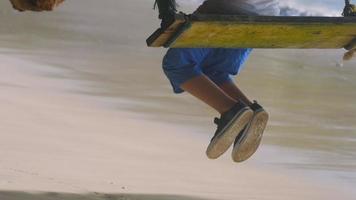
[172,21,356,48]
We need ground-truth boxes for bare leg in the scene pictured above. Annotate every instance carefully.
[180,75,238,114]
[218,81,253,106]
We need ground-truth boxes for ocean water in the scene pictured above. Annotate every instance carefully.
[1,0,356,194]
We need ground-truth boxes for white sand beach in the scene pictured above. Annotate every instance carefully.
[0,54,355,200]
[1,0,356,199]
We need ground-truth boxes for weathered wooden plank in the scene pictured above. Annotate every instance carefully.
[192,15,356,24]
[147,14,356,49]
[146,14,187,47]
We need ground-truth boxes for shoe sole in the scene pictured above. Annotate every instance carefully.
[232,110,269,162]
[206,108,254,159]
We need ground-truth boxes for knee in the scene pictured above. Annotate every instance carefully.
[205,71,233,86]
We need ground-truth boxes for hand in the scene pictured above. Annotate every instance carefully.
[36,0,65,11]
[9,0,65,12]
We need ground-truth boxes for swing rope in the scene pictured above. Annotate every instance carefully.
[343,0,356,16]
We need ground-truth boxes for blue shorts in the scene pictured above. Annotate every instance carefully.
[162,48,252,93]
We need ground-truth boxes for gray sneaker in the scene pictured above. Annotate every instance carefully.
[206,102,254,159]
[232,101,269,162]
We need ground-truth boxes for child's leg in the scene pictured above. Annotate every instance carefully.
[218,81,253,106]
[200,48,253,106]
[180,75,237,114]
[163,48,240,114]
[163,48,254,159]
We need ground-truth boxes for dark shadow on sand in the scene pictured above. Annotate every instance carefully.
[0,191,215,200]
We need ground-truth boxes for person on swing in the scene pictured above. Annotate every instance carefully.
[154,0,280,162]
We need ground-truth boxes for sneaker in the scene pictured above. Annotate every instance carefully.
[232,101,269,162]
[154,0,177,29]
[206,102,254,159]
